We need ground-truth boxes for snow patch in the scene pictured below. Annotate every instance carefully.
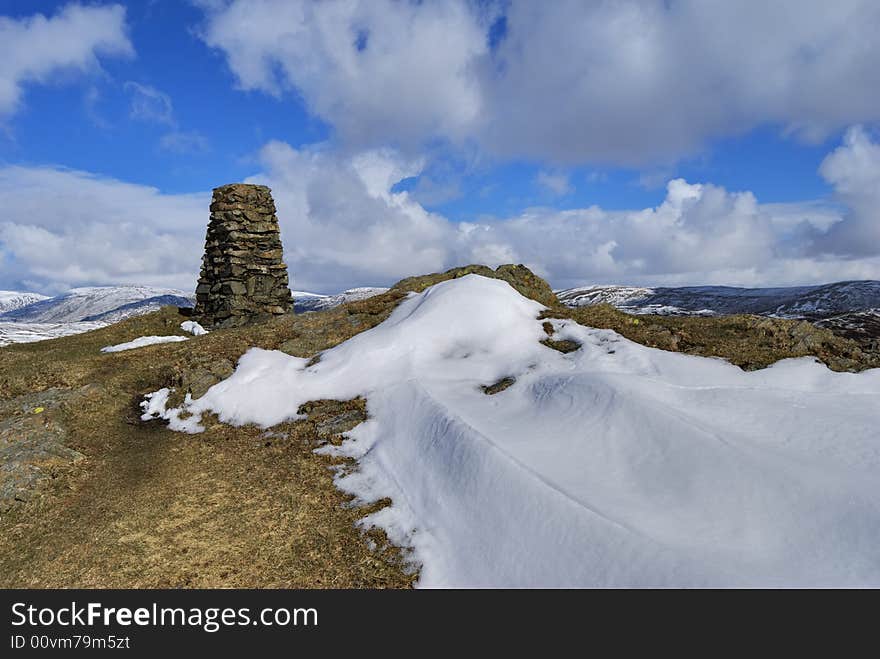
[140,388,204,432]
[180,320,208,336]
[101,335,188,353]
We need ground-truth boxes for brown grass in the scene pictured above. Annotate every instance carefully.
[0,304,413,588]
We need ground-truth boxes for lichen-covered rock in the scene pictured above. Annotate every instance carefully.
[0,387,91,513]
[193,184,293,328]
[174,357,235,400]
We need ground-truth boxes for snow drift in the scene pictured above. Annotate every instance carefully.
[145,275,880,587]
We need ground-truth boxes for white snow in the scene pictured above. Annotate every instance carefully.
[556,280,880,318]
[293,287,389,313]
[1,285,193,323]
[180,320,208,336]
[0,290,49,314]
[145,274,880,587]
[0,321,107,347]
[140,388,204,432]
[101,335,188,353]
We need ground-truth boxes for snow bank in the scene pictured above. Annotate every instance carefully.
[180,320,208,336]
[101,335,188,353]
[146,275,880,587]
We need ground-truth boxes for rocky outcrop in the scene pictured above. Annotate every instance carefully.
[193,184,293,328]
[392,263,559,308]
[0,387,92,513]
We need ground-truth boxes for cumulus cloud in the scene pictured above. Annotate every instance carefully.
[197,0,880,165]
[0,166,206,293]
[250,141,453,291]
[813,126,880,256]
[197,0,487,150]
[0,3,133,117]
[457,180,847,289]
[2,130,879,295]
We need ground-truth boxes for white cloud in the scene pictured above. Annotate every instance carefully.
[535,171,572,196]
[0,166,206,293]
[159,130,210,154]
[196,0,488,150]
[196,0,880,165]
[0,3,133,117]
[2,130,878,295]
[123,81,209,153]
[249,141,452,291]
[124,81,175,125]
[814,125,880,256]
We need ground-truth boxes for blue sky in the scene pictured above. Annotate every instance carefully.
[0,1,879,294]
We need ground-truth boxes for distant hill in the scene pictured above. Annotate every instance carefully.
[0,286,195,323]
[556,280,880,318]
[293,287,389,313]
[0,291,49,315]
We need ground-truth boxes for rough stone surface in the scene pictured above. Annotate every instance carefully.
[0,387,91,513]
[193,184,293,328]
[174,357,235,400]
[392,263,559,308]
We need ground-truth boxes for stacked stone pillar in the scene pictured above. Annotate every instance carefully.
[193,184,293,327]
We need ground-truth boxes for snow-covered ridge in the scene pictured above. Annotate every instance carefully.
[556,280,880,318]
[0,283,385,347]
[293,287,389,313]
[146,275,880,587]
[0,291,49,314]
[0,285,195,323]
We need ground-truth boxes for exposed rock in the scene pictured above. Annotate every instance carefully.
[541,338,582,354]
[0,387,92,513]
[482,377,516,395]
[297,399,368,442]
[174,358,235,400]
[493,264,559,308]
[193,184,293,328]
[314,410,366,438]
[392,263,559,308]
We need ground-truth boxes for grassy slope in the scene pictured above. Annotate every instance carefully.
[1,264,876,588]
[0,296,412,588]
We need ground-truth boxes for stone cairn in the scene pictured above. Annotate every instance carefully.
[193,183,293,327]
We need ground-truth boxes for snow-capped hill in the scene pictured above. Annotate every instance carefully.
[0,321,108,347]
[556,280,880,318]
[814,309,880,345]
[0,286,194,323]
[293,287,388,313]
[771,281,880,318]
[81,294,196,323]
[0,290,49,314]
[555,285,655,308]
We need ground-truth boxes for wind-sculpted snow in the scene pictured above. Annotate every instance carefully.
[146,275,880,587]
